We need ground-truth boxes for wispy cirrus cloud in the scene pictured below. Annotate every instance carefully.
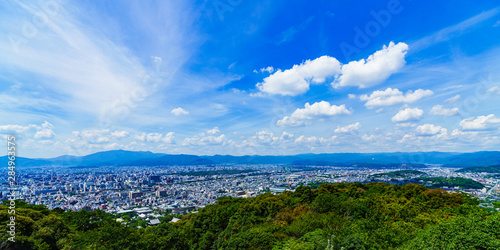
[410,7,500,52]
[0,1,198,124]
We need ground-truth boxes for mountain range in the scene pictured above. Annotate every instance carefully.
[2,150,500,168]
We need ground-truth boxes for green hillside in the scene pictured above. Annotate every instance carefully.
[1,183,498,249]
[371,169,426,178]
[457,164,500,173]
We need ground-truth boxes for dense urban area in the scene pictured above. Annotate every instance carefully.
[2,163,500,226]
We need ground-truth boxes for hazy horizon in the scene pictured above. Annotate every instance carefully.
[2,1,500,158]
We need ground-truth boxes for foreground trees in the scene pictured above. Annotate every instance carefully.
[1,183,497,249]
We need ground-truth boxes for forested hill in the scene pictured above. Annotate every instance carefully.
[2,182,500,249]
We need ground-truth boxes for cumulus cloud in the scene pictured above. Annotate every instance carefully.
[135,132,174,143]
[34,129,55,139]
[460,114,500,131]
[450,129,478,139]
[334,122,361,133]
[277,101,352,126]
[416,124,447,136]
[162,132,175,144]
[395,122,418,129]
[206,127,220,135]
[67,129,111,145]
[256,56,342,96]
[0,124,35,134]
[252,131,295,145]
[145,133,163,142]
[279,132,294,141]
[183,134,229,146]
[430,105,459,116]
[253,131,275,144]
[294,135,336,146]
[333,42,409,88]
[260,66,275,73]
[171,107,189,116]
[392,108,424,123]
[360,88,434,109]
[362,134,376,141]
[256,42,408,96]
[40,121,55,129]
[110,130,129,139]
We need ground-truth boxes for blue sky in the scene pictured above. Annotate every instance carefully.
[1,0,500,158]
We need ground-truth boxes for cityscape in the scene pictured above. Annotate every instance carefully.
[2,158,500,225]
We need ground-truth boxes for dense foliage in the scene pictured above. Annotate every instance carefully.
[457,164,500,173]
[370,170,426,178]
[415,177,484,189]
[1,182,497,249]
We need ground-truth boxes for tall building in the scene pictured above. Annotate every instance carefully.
[129,191,143,199]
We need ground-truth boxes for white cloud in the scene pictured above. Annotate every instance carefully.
[134,132,173,142]
[256,56,341,96]
[430,105,459,116]
[110,130,129,139]
[334,122,361,133]
[397,134,417,144]
[277,101,352,126]
[416,124,447,136]
[162,132,175,144]
[411,8,500,51]
[348,94,356,99]
[279,132,294,141]
[64,129,115,151]
[450,129,478,138]
[41,121,55,129]
[395,122,418,128]
[171,107,189,116]
[392,108,424,123]
[34,129,55,139]
[362,134,376,141]
[334,42,409,88]
[146,133,163,142]
[487,86,500,94]
[183,134,229,146]
[0,1,197,123]
[134,133,147,142]
[459,114,500,131]
[253,131,275,144]
[206,127,220,135]
[256,42,408,96]
[251,131,295,145]
[294,135,336,146]
[444,94,461,103]
[0,124,35,134]
[260,66,275,73]
[360,88,434,109]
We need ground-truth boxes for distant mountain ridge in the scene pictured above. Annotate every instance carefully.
[2,150,500,168]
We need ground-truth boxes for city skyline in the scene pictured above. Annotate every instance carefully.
[2,0,500,158]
